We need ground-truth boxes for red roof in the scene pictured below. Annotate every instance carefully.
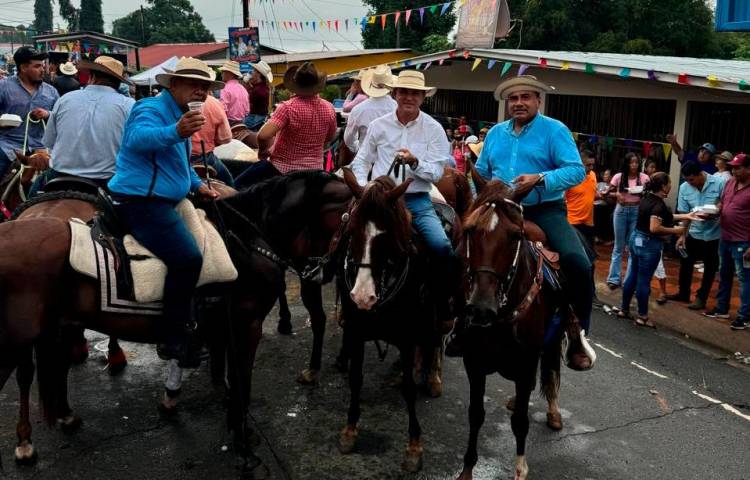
[128,43,228,68]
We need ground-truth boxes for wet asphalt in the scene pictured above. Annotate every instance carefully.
[1,274,749,480]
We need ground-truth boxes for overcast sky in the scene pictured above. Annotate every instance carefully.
[0,0,370,51]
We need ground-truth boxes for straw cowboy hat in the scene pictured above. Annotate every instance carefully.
[494,74,551,101]
[385,70,437,97]
[251,60,273,83]
[283,62,327,95]
[59,61,77,76]
[361,65,395,98]
[156,57,224,90]
[218,60,242,78]
[78,56,132,85]
[351,69,368,81]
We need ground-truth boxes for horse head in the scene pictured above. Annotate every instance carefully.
[342,168,413,310]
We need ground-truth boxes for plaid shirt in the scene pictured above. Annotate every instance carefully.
[269,95,336,174]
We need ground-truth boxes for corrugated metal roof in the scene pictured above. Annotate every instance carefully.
[260,48,410,64]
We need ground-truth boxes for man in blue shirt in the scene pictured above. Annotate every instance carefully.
[667,161,726,310]
[0,46,58,178]
[30,56,135,195]
[108,57,222,367]
[473,75,594,371]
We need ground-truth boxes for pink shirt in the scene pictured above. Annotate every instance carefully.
[610,172,650,203]
[220,78,249,122]
[343,93,368,113]
[720,178,750,242]
[191,95,231,154]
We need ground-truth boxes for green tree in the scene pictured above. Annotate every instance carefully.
[33,0,53,33]
[362,0,456,51]
[79,0,104,32]
[112,0,214,45]
[421,33,453,53]
[57,0,80,31]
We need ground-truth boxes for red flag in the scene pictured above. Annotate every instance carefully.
[448,50,456,58]
[539,58,547,67]
[335,20,339,31]
[462,50,470,59]
[678,73,689,85]
[381,14,387,30]
[395,11,401,26]
[327,20,331,30]
[405,9,412,24]
[643,141,652,157]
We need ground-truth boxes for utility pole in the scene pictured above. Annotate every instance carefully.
[242,0,250,27]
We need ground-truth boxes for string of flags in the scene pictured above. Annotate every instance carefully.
[572,131,673,159]
[250,0,462,32]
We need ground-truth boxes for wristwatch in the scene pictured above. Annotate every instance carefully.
[536,172,546,187]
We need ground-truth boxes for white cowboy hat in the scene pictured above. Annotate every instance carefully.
[494,74,551,101]
[59,61,77,76]
[351,69,368,81]
[361,65,395,98]
[218,60,242,78]
[250,60,273,83]
[156,57,225,90]
[78,56,132,85]
[385,70,436,97]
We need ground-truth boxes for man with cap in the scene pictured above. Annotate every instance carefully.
[708,153,750,330]
[53,61,80,97]
[108,57,222,367]
[218,60,249,125]
[667,134,718,175]
[243,60,273,131]
[29,56,135,196]
[234,62,336,187]
[0,46,59,178]
[349,70,459,330]
[343,69,369,113]
[343,65,397,154]
[465,74,594,370]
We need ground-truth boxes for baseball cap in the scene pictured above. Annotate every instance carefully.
[699,143,717,155]
[728,153,748,167]
[13,46,47,66]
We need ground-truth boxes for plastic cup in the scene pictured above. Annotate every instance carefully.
[187,101,204,112]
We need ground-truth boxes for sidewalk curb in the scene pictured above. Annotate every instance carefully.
[595,281,750,355]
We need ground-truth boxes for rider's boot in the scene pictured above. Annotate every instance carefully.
[157,322,202,369]
[564,312,596,371]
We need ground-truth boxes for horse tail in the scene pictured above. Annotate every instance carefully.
[539,338,561,402]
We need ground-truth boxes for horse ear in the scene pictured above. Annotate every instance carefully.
[342,168,363,199]
[466,160,488,193]
[387,178,413,201]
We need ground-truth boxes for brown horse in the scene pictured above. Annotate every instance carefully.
[454,177,566,480]
[0,171,352,473]
[0,152,43,221]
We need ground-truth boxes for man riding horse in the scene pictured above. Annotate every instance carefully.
[349,70,459,330]
[450,75,595,371]
[107,57,221,367]
[30,56,135,195]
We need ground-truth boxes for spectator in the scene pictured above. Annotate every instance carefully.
[618,172,698,326]
[343,69,368,113]
[53,62,80,96]
[243,60,273,131]
[445,128,454,141]
[453,135,479,172]
[343,65,397,154]
[705,153,750,330]
[607,153,650,289]
[644,160,669,304]
[456,115,474,136]
[218,60,249,125]
[478,127,488,142]
[713,151,733,181]
[666,161,726,310]
[566,149,597,251]
[190,95,234,186]
[667,134,718,174]
[594,168,615,244]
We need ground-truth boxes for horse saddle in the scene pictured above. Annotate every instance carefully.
[40,175,102,197]
[69,198,238,312]
[523,220,560,267]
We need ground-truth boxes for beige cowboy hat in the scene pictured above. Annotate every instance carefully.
[351,68,368,81]
[59,61,77,76]
[156,57,224,90]
[494,74,551,101]
[218,60,242,78]
[283,62,327,96]
[251,60,273,83]
[385,70,437,97]
[361,65,395,98]
[78,56,132,85]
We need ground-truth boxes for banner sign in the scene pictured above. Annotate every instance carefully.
[228,27,261,63]
[455,0,506,49]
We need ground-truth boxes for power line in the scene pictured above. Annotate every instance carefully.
[296,0,360,49]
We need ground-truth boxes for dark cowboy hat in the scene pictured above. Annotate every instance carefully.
[78,56,133,85]
[283,62,327,96]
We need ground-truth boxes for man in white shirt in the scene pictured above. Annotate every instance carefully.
[343,65,397,153]
[350,70,457,328]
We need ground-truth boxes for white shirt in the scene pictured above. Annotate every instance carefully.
[351,110,452,193]
[343,95,397,152]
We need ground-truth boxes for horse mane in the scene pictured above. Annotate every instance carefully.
[463,180,513,231]
[349,176,412,258]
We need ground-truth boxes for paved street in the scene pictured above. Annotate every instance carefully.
[1,276,749,480]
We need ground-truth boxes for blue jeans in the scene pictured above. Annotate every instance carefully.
[0,151,12,178]
[404,192,453,258]
[607,204,639,285]
[114,198,203,343]
[190,152,235,187]
[621,231,664,317]
[715,240,750,320]
[234,159,281,189]
[243,114,267,131]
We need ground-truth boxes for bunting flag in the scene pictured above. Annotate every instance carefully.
[561,62,570,70]
[424,61,432,70]
[642,141,652,157]
[419,7,425,23]
[707,75,721,88]
[447,50,456,57]
[647,70,658,80]
[662,143,672,159]
[327,19,331,30]
[588,135,598,145]
[368,16,376,24]
[585,63,595,74]
[334,19,339,31]
[405,9,412,24]
[605,137,615,151]
[430,5,439,15]
[471,58,482,71]
[572,132,579,141]
[487,59,496,70]
[539,58,547,68]
[462,50,470,59]
[740,80,750,91]
[345,19,349,30]
[619,68,631,78]
[500,62,512,76]
[381,14,386,29]
[677,73,689,85]
[517,64,529,76]
[311,21,315,31]
[438,58,445,65]
[440,2,451,15]
[395,11,401,25]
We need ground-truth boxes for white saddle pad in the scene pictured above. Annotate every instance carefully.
[69,199,238,305]
[213,139,258,162]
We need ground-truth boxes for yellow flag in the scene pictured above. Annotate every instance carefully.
[662,143,672,159]
[458,0,467,6]
[572,132,579,141]
[561,62,570,70]
[368,16,376,24]
[707,75,721,88]
[471,58,482,71]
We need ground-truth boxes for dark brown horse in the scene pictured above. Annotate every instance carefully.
[0,171,352,474]
[454,177,566,480]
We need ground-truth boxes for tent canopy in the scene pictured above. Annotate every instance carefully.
[131,56,178,86]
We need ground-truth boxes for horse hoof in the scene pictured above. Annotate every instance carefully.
[506,396,516,411]
[277,320,293,335]
[428,379,443,398]
[70,341,89,365]
[338,425,358,454]
[107,348,128,376]
[401,439,423,473]
[546,411,563,431]
[59,414,83,432]
[14,442,37,465]
[514,455,529,480]
[456,469,473,480]
[296,368,320,385]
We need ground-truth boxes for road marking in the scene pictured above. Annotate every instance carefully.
[630,361,668,379]
[593,342,623,358]
[692,391,750,422]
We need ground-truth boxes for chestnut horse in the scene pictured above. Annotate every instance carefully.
[455,178,566,480]
[0,171,352,474]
